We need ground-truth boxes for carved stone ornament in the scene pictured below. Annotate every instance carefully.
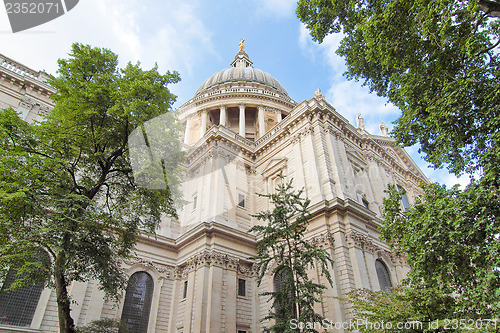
[19,96,36,110]
[376,249,406,266]
[238,263,259,278]
[345,230,378,253]
[314,88,324,101]
[122,257,175,279]
[176,250,246,278]
[308,231,335,249]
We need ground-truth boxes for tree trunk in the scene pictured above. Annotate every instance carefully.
[54,252,76,333]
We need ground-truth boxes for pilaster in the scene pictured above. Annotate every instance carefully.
[258,105,265,138]
[220,105,227,127]
[200,110,208,138]
[239,104,246,137]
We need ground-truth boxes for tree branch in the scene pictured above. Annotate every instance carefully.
[476,36,500,55]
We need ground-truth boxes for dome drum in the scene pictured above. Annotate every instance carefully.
[179,48,294,145]
[181,104,288,145]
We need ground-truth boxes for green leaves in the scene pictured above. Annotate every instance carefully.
[297,0,500,180]
[381,182,500,319]
[347,286,459,333]
[0,43,181,331]
[250,174,333,332]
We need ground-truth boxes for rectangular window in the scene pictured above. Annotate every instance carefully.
[238,194,245,208]
[193,196,197,210]
[238,278,246,297]
[397,186,410,212]
[183,281,188,299]
[237,331,247,333]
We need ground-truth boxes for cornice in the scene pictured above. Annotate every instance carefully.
[0,63,55,97]
[181,95,427,187]
[122,249,259,280]
[175,221,257,250]
[129,222,259,279]
[176,84,296,119]
[344,230,406,265]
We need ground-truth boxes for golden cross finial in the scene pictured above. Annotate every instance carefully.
[239,39,245,51]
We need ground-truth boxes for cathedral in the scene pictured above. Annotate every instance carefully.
[0,44,427,332]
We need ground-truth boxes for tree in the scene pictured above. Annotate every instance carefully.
[381,184,500,319]
[346,286,499,333]
[297,0,500,323]
[297,0,499,183]
[0,43,181,333]
[249,174,333,333]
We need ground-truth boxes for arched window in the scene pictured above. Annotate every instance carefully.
[273,267,296,319]
[375,259,392,291]
[0,268,44,327]
[273,267,288,293]
[120,272,154,333]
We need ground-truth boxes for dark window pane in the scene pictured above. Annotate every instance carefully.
[238,279,246,297]
[238,194,245,208]
[273,267,296,319]
[397,186,410,211]
[0,269,43,327]
[362,198,369,209]
[183,280,188,299]
[120,272,154,333]
[375,260,392,291]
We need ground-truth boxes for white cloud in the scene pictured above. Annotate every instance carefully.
[298,23,317,61]
[298,23,400,134]
[0,0,214,81]
[326,80,400,132]
[443,173,471,189]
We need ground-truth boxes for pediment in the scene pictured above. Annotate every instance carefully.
[261,157,288,179]
[345,148,367,171]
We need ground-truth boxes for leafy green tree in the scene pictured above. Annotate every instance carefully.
[297,0,500,323]
[297,0,499,182]
[0,43,181,333]
[347,286,498,332]
[250,174,333,333]
[381,184,500,319]
[76,318,130,333]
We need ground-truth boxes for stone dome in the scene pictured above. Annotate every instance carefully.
[194,50,288,97]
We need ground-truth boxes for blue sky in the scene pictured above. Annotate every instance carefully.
[0,0,469,187]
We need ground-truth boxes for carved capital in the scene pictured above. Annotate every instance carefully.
[308,231,334,249]
[345,230,380,254]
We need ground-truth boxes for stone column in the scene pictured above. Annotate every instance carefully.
[225,268,237,331]
[193,267,209,331]
[184,117,191,144]
[277,110,282,122]
[239,104,245,137]
[200,110,208,138]
[205,265,224,332]
[220,105,227,127]
[258,105,265,137]
[68,281,87,325]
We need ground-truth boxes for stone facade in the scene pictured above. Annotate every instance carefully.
[0,54,55,123]
[0,48,427,332]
